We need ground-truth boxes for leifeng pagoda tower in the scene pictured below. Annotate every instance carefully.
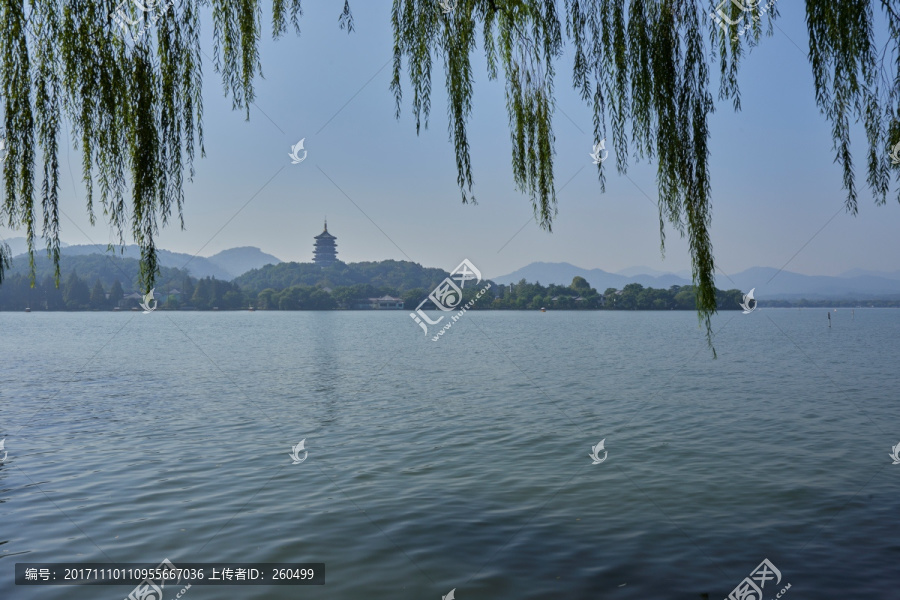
[313,220,338,267]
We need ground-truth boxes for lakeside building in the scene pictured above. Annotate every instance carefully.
[313,221,338,267]
[355,295,405,310]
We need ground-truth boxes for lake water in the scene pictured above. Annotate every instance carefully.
[1,309,898,599]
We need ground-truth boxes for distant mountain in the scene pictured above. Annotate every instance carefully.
[493,262,693,292]
[206,247,282,279]
[55,244,234,280]
[838,268,900,281]
[493,262,900,299]
[617,265,676,277]
[718,266,900,299]
[3,236,69,256]
[4,251,190,293]
[9,241,281,280]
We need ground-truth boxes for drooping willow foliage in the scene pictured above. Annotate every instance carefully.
[391,0,900,350]
[1,1,899,349]
[0,0,351,288]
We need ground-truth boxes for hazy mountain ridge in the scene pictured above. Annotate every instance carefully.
[205,246,284,279]
[838,268,900,281]
[2,237,69,256]
[5,237,282,280]
[5,236,898,299]
[615,265,692,278]
[493,262,900,299]
[492,262,694,293]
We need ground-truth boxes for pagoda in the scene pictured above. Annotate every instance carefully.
[313,220,338,267]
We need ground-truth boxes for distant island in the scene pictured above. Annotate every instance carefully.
[2,256,897,311]
[2,226,898,311]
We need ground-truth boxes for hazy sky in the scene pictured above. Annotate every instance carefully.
[2,1,899,280]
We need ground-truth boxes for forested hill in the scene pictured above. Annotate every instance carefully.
[4,238,281,280]
[4,252,191,293]
[234,260,451,294]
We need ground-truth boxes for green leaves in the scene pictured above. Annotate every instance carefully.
[390,0,900,354]
[392,0,723,348]
[0,0,342,293]
[806,0,896,214]
[2,0,900,354]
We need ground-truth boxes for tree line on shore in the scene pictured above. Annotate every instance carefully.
[2,256,895,311]
[0,271,247,311]
[0,269,750,312]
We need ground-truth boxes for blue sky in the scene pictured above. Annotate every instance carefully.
[2,0,899,280]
